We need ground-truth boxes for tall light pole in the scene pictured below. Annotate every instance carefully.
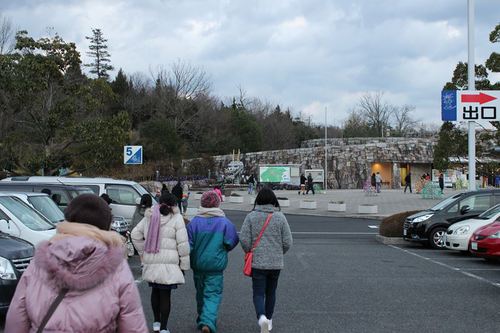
[324,107,328,192]
[467,0,476,190]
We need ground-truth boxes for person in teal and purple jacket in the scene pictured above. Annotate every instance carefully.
[186,191,239,333]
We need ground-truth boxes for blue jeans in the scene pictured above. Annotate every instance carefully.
[248,183,254,194]
[252,269,281,320]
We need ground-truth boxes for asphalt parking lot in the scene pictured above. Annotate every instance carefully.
[2,212,500,332]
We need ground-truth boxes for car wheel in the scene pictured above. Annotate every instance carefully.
[429,227,447,249]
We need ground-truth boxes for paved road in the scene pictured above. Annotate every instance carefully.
[132,211,500,332]
[3,211,500,332]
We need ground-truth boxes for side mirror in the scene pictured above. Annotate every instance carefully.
[460,205,471,215]
[135,197,141,205]
[0,219,10,232]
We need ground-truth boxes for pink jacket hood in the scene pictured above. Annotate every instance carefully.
[5,235,148,333]
[35,236,124,291]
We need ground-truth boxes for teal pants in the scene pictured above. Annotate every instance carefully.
[193,272,224,333]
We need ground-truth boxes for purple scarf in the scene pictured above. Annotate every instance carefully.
[144,205,162,254]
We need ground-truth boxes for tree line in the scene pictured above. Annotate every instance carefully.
[1,16,485,179]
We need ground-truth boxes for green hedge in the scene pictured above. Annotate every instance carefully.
[379,210,421,237]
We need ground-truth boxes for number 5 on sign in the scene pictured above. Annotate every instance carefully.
[124,146,143,165]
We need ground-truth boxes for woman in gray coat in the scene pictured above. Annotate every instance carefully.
[240,187,293,333]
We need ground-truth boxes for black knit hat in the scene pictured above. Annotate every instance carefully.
[64,193,113,230]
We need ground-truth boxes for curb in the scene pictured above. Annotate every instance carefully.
[375,235,407,245]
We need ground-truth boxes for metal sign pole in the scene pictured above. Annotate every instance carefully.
[324,107,328,191]
[467,0,476,191]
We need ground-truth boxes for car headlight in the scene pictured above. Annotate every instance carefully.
[454,226,470,235]
[0,256,17,280]
[487,232,500,239]
[412,214,434,223]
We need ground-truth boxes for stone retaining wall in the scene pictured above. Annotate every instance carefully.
[183,137,436,189]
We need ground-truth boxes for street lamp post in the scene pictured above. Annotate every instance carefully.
[324,107,328,192]
[467,0,476,190]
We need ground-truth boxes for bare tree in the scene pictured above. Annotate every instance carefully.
[168,59,211,100]
[392,105,418,136]
[357,92,393,137]
[0,15,15,54]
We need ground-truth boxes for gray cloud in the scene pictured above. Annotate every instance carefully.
[1,0,498,125]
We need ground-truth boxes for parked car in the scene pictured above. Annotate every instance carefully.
[0,232,34,313]
[0,182,93,212]
[470,219,500,260]
[0,193,56,245]
[7,192,65,225]
[403,190,500,249]
[445,204,500,252]
[2,177,155,223]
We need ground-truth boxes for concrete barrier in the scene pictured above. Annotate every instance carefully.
[358,204,378,214]
[193,193,203,200]
[328,202,346,212]
[278,199,290,207]
[300,200,317,209]
[229,196,244,203]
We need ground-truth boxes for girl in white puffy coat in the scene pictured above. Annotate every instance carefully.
[132,193,190,333]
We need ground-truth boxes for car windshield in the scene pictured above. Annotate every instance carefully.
[477,204,500,219]
[70,188,94,198]
[27,196,65,224]
[429,193,463,211]
[135,184,157,203]
[0,197,55,231]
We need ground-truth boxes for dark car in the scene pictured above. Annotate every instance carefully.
[403,190,500,249]
[0,182,93,212]
[0,232,34,313]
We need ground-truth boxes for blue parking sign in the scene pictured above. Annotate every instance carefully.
[124,146,143,165]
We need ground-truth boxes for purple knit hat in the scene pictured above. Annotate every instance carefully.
[201,191,221,208]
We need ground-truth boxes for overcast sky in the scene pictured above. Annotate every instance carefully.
[1,0,499,126]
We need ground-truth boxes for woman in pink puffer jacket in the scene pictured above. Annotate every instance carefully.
[5,194,148,333]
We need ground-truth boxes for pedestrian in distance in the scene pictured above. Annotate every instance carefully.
[375,172,382,193]
[404,172,412,193]
[248,174,256,195]
[186,191,239,333]
[298,173,307,195]
[439,173,445,194]
[131,193,190,333]
[239,187,293,333]
[213,185,224,202]
[371,173,376,189]
[306,173,315,195]
[5,194,148,333]
[172,180,184,214]
[161,183,169,195]
[182,183,190,216]
[132,193,153,231]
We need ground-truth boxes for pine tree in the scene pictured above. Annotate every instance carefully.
[85,28,113,79]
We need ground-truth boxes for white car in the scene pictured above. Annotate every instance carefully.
[445,204,500,251]
[2,176,155,223]
[0,193,56,245]
[3,192,65,225]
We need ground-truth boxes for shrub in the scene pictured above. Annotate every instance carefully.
[379,210,421,237]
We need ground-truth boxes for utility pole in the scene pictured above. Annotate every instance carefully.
[467,0,476,190]
[324,107,328,191]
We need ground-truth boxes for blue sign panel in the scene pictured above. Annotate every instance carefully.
[441,90,457,121]
[124,146,143,165]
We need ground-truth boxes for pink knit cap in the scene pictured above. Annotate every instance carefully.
[201,191,221,208]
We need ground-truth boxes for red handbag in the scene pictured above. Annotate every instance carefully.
[244,213,273,277]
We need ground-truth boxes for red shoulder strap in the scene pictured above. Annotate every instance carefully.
[251,213,273,252]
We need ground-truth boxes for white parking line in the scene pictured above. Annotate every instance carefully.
[292,232,377,235]
[368,225,379,229]
[388,245,500,289]
[462,268,500,271]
